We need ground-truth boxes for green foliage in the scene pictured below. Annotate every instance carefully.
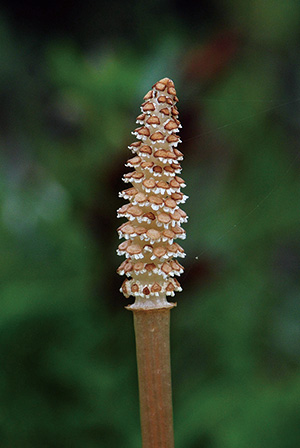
[0,1,300,447]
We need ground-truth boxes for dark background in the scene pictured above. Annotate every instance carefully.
[0,1,300,447]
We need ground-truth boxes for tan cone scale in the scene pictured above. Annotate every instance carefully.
[117,78,188,309]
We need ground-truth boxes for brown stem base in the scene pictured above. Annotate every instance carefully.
[132,308,175,448]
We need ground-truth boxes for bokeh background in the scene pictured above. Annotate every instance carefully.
[1,1,300,447]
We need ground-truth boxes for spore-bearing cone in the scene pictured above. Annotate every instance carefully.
[117,78,187,309]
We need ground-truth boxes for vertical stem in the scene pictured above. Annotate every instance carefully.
[132,308,174,448]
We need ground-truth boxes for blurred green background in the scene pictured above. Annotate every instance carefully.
[1,1,300,447]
